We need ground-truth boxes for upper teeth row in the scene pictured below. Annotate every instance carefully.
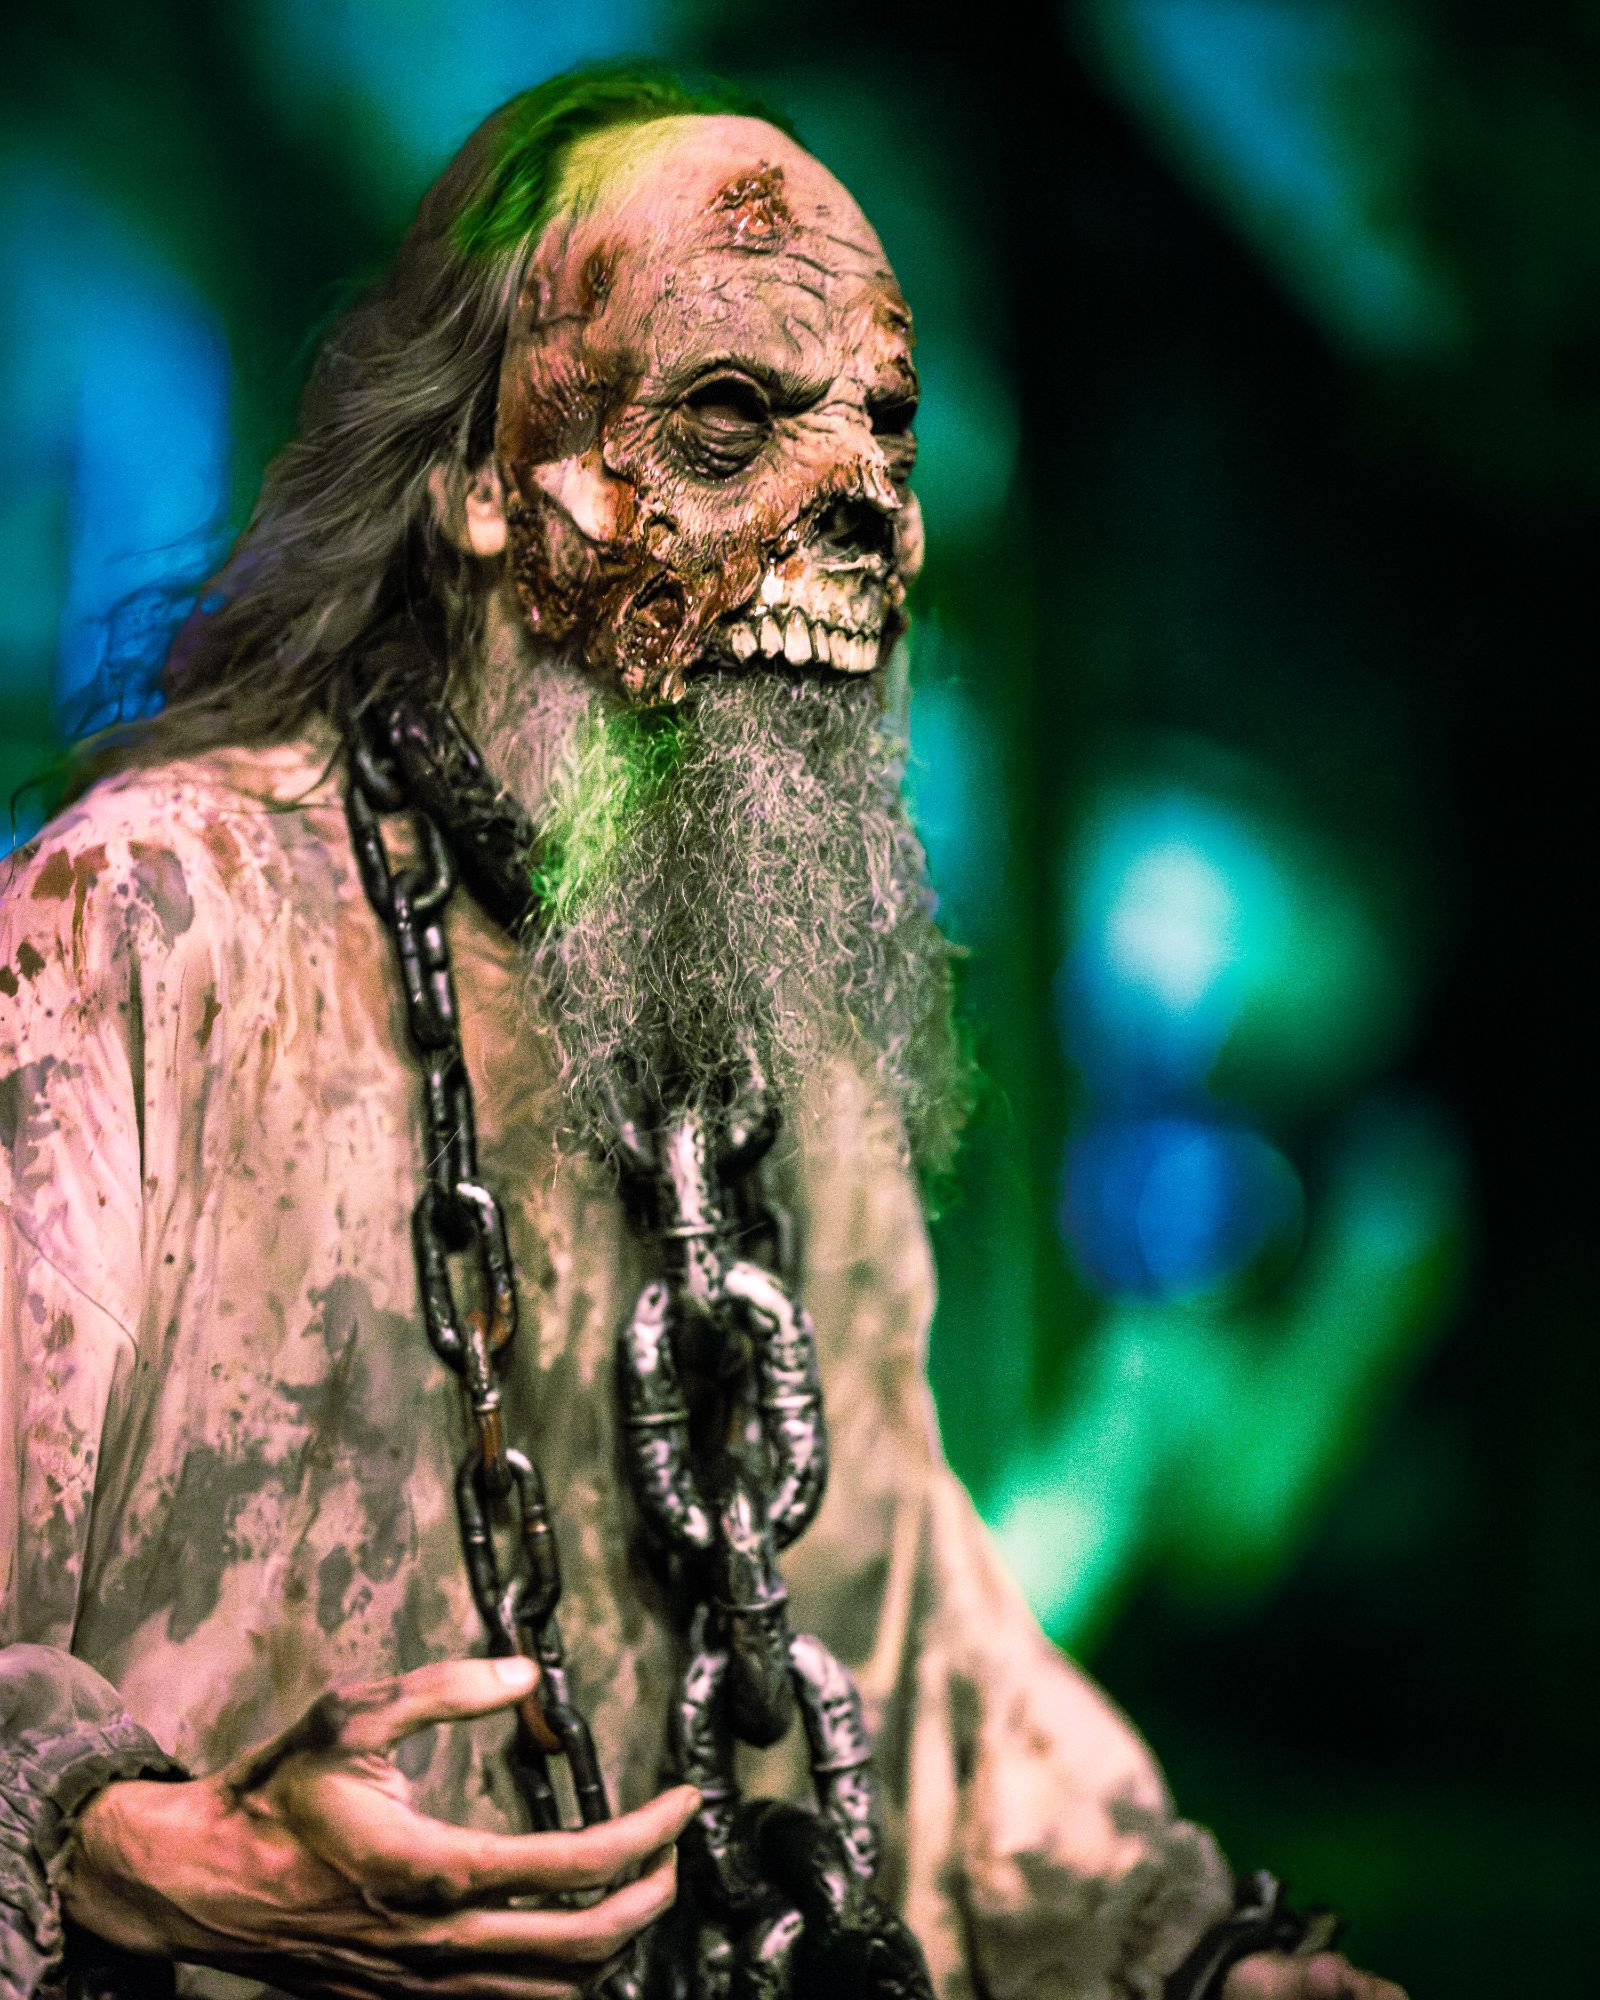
[728,609,880,672]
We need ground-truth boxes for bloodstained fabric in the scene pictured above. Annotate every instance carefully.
[1,735,1232,1998]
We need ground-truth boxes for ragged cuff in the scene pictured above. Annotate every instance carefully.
[1164,1872,1343,2000]
[1,1647,185,2000]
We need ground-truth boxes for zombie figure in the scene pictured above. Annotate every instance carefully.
[1,69,1404,2000]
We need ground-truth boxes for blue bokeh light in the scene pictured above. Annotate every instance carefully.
[1061,788,1282,1102]
[1080,0,1457,354]
[1056,782,1364,1297]
[1063,1113,1304,1298]
[0,166,229,742]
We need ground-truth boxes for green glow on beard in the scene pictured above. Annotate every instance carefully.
[526,703,684,924]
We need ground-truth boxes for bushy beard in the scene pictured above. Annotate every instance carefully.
[471,661,969,1175]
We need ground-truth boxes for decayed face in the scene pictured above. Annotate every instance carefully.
[494,115,924,703]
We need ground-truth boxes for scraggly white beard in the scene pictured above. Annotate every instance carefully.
[467,656,967,1172]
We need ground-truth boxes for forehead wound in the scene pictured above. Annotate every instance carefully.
[709,164,791,247]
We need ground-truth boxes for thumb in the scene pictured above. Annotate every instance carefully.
[225,1656,539,1793]
[334,1656,540,1754]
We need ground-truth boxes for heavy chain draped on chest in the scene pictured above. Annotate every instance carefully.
[343,693,933,2000]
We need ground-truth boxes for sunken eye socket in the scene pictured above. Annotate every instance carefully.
[672,373,774,479]
[684,374,772,427]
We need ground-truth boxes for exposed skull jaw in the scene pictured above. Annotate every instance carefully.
[501,489,912,702]
[501,537,892,704]
[696,556,901,679]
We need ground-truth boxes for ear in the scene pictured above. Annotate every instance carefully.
[428,461,508,559]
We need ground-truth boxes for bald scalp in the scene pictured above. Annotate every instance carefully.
[549,113,885,266]
[516,111,897,365]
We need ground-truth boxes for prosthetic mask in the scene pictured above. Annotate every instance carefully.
[494,115,925,703]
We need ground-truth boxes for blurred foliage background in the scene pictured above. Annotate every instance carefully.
[3,3,1594,1989]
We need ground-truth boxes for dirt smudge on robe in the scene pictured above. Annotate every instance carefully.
[316,1545,356,1636]
[130,842,195,945]
[1,941,45,997]
[159,1440,286,1643]
[196,986,222,1050]
[31,842,108,965]
[0,1055,65,1199]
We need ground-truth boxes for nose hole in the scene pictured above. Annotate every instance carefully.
[815,498,893,561]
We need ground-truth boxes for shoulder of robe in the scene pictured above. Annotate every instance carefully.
[0,735,349,1044]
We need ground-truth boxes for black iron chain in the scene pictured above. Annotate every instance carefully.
[342,669,1343,2000]
[345,713,610,1834]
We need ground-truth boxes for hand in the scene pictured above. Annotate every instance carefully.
[58,1656,700,2000]
[1225,1951,1409,2000]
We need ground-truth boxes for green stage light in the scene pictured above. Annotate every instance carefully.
[1066,780,1407,1112]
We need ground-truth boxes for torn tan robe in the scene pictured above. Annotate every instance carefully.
[0,736,1232,1998]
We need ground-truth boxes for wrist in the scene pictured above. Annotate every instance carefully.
[58,1778,202,1956]
[1167,1873,1341,2000]
[0,1662,186,1985]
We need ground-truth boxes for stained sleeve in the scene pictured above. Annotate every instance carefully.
[903,1467,1235,2000]
[787,1062,1237,1997]
[2,816,152,1653]
[0,816,188,1998]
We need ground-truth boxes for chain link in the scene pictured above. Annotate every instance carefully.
[344,712,610,1842]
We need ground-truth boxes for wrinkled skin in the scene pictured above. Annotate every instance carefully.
[495,115,924,702]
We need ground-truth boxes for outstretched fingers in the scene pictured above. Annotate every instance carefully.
[392,1846,679,1962]
[1227,1955,1409,2000]
[1302,1958,1408,2000]
[292,1774,701,1905]
[225,1658,541,1800]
